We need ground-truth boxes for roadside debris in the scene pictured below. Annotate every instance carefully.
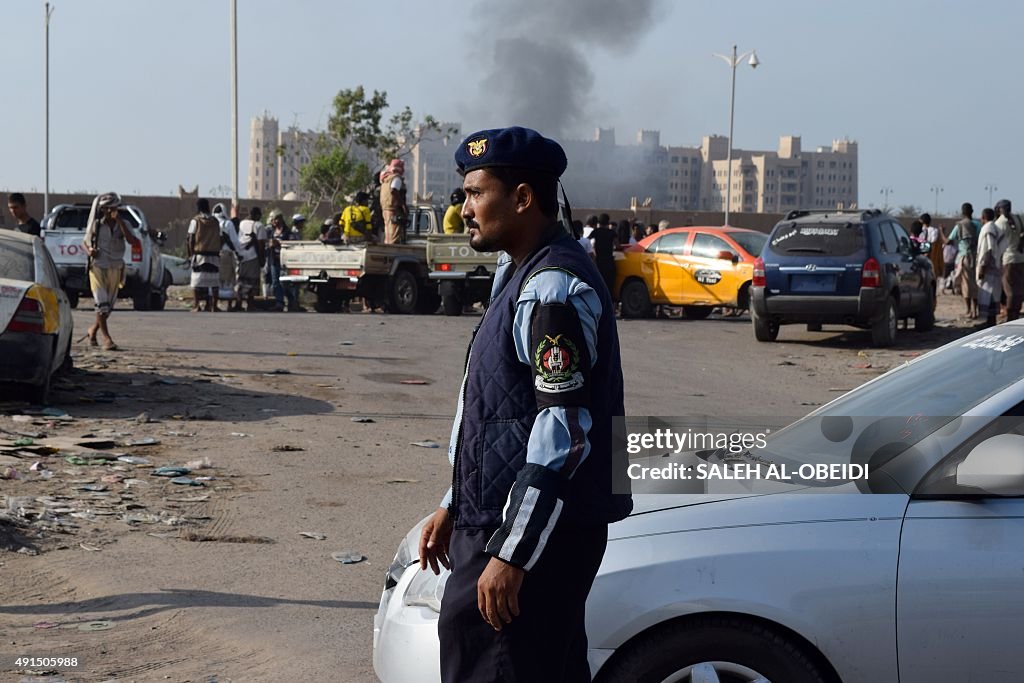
[271,445,305,452]
[331,551,365,564]
[410,440,440,449]
[299,532,327,540]
[350,417,375,423]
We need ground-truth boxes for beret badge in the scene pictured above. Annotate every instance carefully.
[467,138,488,158]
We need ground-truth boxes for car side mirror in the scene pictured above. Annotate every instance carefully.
[956,434,1024,495]
[716,250,739,264]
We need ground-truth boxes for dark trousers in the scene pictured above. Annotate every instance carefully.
[438,524,607,683]
[1003,262,1024,321]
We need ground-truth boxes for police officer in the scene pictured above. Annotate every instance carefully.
[418,127,632,682]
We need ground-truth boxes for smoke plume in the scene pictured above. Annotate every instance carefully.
[469,0,661,137]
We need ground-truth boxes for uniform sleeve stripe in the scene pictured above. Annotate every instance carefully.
[523,498,563,571]
[498,486,540,562]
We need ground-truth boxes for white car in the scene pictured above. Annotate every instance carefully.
[374,321,1024,682]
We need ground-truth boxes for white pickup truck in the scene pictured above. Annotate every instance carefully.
[40,203,171,310]
[426,234,499,316]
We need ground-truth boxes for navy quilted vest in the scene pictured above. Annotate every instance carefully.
[451,231,632,529]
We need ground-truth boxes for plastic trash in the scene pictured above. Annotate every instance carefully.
[299,532,327,540]
[331,551,365,564]
[350,417,375,423]
[117,456,151,465]
[170,476,205,486]
[184,457,214,470]
[271,445,304,452]
[152,466,191,477]
[410,440,440,449]
[400,379,430,385]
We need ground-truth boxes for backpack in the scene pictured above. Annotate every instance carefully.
[193,213,221,254]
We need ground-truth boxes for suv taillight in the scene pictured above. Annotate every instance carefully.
[752,257,766,287]
[131,242,142,262]
[7,297,45,334]
[861,258,881,288]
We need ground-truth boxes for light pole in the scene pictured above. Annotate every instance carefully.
[930,185,944,216]
[713,45,759,226]
[44,2,54,215]
[880,186,893,212]
[230,0,238,206]
[985,183,998,207]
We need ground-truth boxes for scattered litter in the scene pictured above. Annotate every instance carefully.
[100,474,124,484]
[12,415,34,423]
[180,531,274,544]
[152,466,191,477]
[1,466,19,480]
[78,620,114,631]
[192,476,215,482]
[850,362,873,369]
[163,431,196,437]
[79,543,102,552]
[299,532,327,540]
[899,351,923,357]
[287,352,297,357]
[271,445,305,452]
[410,440,440,449]
[165,494,209,503]
[14,437,35,447]
[41,407,69,417]
[386,478,419,484]
[147,531,178,539]
[400,379,430,385]
[184,457,214,470]
[74,484,107,492]
[29,461,43,471]
[117,456,151,465]
[170,476,205,486]
[123,478,149,488]
[799,401,820,406]
[125,437,160,447]
[340,341,354,345]
[857,350,869,357]
[134,412,153,424]
[350,417,375,423]
[230,432,250,437]
[64,455,107,466]
[33,621,61,629]
[331,551,365,564]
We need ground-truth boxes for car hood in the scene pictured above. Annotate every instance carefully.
[610,490,909,541]
[0,279,31,332]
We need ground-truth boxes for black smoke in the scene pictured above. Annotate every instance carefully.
[470,0,662,137]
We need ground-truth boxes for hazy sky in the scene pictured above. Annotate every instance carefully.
[2,0,1020,215]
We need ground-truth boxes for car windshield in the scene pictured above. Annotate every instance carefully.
[726,231,767,257]
[0,239,36,282]
[768,221,864,256]
[745,328,1024,481]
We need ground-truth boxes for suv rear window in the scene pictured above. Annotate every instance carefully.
[52,207,139,230]
[768,222,865,256]
[0,239,36,282]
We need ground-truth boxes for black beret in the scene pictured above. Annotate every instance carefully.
[455,126,567,178]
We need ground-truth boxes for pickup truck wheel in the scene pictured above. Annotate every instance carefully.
[620,280,653,319]
[442,293,463,316]
[388,269,418,315]
[66,290,80,309]
[416,287,441,314]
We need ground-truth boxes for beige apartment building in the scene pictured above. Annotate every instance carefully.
[406,122,463,204]
[248,114,318,200]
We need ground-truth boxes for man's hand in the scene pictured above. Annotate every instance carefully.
[418,507,453,575]
[477,557,524,631]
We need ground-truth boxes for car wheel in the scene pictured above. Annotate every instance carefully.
[871,297,897,347]
[806,322,822,332]
[388,269,418,315]
[66,290,79,309]
[915,288,935,332]
[620,280,653,319]
[132,285,152,311]
[595,615,829,683]
[751,308,779,342]
[442,293,463,317]
[27,372,52,406]
[683,306,713,320]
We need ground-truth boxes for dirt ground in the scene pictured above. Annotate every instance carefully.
[0,288,979,682]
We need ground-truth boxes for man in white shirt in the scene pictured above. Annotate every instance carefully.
[235,206,268,312]
[976,207,1006,328]
[213,203,242,311]
[996,199,1024,321]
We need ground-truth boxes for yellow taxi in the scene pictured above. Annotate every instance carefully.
[614,226,767,318]
[0,230,74,403]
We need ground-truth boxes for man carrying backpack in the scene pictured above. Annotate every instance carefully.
[342,191,373,245]
[187,198,228,312]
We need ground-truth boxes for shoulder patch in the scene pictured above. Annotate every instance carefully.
[535,333,583,393]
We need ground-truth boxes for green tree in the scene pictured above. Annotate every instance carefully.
[897,204,921,218]
[295,86,454,214]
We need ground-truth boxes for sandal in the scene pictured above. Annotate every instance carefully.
[103,341,119,351]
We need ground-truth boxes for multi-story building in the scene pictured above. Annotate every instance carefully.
[407,122,463,204]
[248,114,317,200]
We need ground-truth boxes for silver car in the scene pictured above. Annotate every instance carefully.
[374,320,1024,682]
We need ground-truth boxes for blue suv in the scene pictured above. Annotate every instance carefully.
[750,209,936,347]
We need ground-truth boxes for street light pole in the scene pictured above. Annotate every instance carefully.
[880,186,893,211]
[44,2,54,216]
[713,45,759,226]
[930,185,943,215]
[985,183,998,207]
[230,0,238,206]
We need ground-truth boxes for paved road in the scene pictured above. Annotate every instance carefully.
[1,296,973,681]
